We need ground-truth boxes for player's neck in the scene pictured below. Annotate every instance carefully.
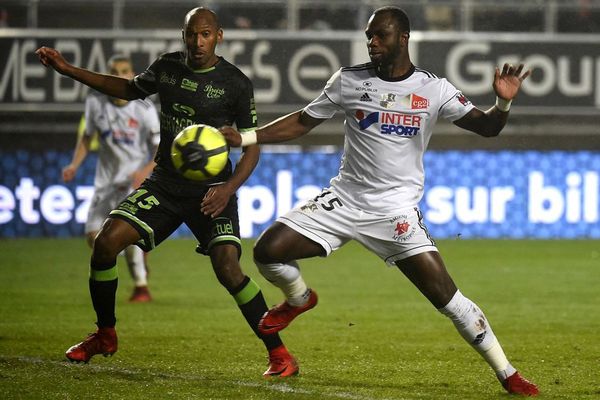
[376,60,414,81]
[111,98,129,106]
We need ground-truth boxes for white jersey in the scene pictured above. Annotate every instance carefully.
[84,93,160,189]
[304,63,474,214]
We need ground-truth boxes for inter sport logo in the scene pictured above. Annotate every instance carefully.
[355,110,422,137]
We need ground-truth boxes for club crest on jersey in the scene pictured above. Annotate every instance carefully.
[389,215,416,242]
[355,110,422,137]
[380,93,397,108]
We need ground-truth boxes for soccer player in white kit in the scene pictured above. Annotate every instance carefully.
[62,55,160,303]
[220,6,539,397]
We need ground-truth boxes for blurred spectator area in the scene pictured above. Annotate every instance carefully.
[1,0,600,32]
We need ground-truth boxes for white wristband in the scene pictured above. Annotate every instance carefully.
[240,130,257,147]
[495,97,512,112]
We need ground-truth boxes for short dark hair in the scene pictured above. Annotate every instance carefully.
[107,54,131,69]
[373,6,410,32]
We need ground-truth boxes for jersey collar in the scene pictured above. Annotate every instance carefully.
[376,64,415,82]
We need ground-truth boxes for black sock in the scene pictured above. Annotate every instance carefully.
[89,261,118,328]
[231,276,283,351]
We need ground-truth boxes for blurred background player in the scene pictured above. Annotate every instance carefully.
[220,6,538,396]
[36,7,298,377]
[62,54,159,303]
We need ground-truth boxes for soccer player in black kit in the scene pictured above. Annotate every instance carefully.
[35,7,298,377]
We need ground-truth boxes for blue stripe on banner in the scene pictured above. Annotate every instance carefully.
[0,150,599,239]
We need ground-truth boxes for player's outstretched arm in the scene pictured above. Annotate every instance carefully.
[220,110,326,147]
[35,47,142,101]
[454,63,531,137]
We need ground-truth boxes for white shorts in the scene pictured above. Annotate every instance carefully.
[86,184,131,233]
[277,188,438,265]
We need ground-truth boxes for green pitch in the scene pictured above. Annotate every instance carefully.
[0,238,598,399]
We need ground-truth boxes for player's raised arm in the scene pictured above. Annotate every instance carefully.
[454,63,531,137]
[220,110,326,147]
[35,47,142,101]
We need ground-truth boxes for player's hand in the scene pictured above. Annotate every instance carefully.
[219,126,242,147]
[62,164,77,182]
[35,47,70,74]
[493,63,531,101]
[200,183,234,218]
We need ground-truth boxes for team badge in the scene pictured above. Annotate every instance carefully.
[389,215,416,242]
[380,93,397,109]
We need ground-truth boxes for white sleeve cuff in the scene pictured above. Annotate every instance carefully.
[495,97,512,112]
[240,130,257,147]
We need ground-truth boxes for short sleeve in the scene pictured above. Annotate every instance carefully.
[303,69,343,119]
[438,78,475,122]
[132,58,161,97]
[234,76,258,132]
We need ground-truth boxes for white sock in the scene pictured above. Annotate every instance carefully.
[255,259,310,306]
[124,245,147,286]
[439,290,516,380]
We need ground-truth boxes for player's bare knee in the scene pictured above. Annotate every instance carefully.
[253,237,277,264]
[92,231,123,262]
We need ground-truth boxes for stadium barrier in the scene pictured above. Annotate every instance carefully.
[2,30,600,115]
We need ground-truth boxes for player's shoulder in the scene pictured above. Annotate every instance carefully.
[341,62,376,77]
[152,51,186,67]
[218,58,250,78]
[412,66,445,83]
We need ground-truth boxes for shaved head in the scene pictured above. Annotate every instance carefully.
[184,7,219,29]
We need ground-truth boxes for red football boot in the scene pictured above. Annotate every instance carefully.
[129,286,152,303]
[263,345,299,378]
[502,371,539,396]
[258,290,318,335]
[65,327,118,363]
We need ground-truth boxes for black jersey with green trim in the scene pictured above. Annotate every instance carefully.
[132,52,257,195]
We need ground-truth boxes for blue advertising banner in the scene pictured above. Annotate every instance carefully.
[1,150,599,239]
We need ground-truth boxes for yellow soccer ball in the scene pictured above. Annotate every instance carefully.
[171,124,229,181]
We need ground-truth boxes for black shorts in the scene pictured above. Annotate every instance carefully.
[108,179,241,256]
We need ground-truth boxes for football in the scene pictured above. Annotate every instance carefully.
[171,124,229,181]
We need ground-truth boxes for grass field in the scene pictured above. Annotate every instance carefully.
[0,238,599,399]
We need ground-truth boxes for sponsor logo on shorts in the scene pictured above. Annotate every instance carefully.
[300,201,319,213]
[213,219,234,236]
[118,201,138,215]
[355,110,422,137]
[389,215,416,242]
